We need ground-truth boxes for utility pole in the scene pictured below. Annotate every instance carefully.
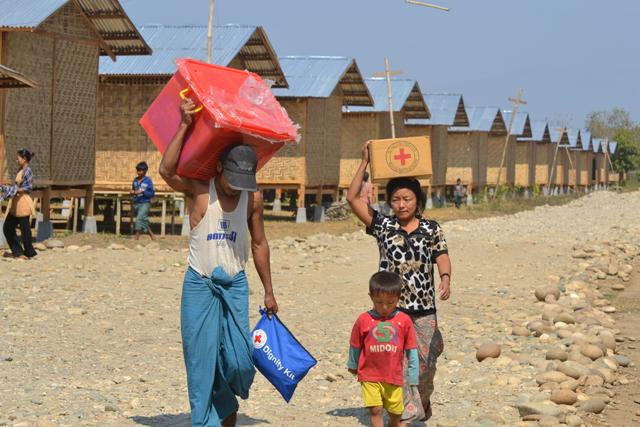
[494,90,527,197]
[207,0,215,63]
[405,0,450,12]
[373,59,403,138]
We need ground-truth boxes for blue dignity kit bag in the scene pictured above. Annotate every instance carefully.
[251,308,317,402]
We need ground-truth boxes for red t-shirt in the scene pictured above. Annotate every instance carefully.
[350,310,417,386]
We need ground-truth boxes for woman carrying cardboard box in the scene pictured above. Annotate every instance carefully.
[346,141,452,425]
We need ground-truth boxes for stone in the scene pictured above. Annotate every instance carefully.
[546,349,568,362]
[527,320,552,337]
[602,306,617,313]
[602,356,619,371]
[104,405,118,412]
[550,389,578,405]
[565,414,583,426]
[553,313,575,324]
[535,371,570,385]
[45,239,64,249]
[611,283,625,291]
[34,243,47,251]
[584,375,605,387]
[515,401,566,418]
[598,332,616,350]
[535,285,561,302]
[581,344,604,360]
[614,355,631,367]
[607,263,618,276]
[436,419,457,427]
[108,243,127,250]
[476,343,501,362]
[579,398,606,414]
[557,361,589,379]
[512,326,530,337]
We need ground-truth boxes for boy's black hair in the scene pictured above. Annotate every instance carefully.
[136,161,149,172]
[369,271,403,296]
[17,149,34,162]
[385,177,426,214]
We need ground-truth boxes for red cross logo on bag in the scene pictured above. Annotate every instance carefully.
[252,329,267,349]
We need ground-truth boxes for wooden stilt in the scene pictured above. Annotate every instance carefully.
[72,197,78,233]
[171,197,176,235]
[161,198,166,237]
[115,196,121,236]
[129,200,134,235]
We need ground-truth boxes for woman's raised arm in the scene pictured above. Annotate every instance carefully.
[346,141,374,227]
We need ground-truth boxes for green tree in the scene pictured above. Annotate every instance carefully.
[611,129,640,174]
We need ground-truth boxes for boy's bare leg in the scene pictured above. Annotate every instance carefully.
[389,412,401,427]
[134,231,140,241]
[222,411,237,427]
[147,228,155,241]
[369,406,383,427]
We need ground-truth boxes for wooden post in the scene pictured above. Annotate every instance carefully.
[72,197,78,233]
[85,185,94,216]
[297,185,306,208]
[171,197,176,235]
[161,198,166,236]
[494,90,527,196]
[42,187,51,221]
[315,186,323,205]
[129,199,134,235]
[115,196,121,236]
[384,58,396,139]
[207,0,215,63]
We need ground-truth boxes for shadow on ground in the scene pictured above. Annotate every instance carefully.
[326,407,427,427]
[131,413,270,426]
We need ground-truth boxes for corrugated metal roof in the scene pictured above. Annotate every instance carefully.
[450,106,507,134]
[0,64,37,88]
[579,130,592,151]
[100,24,287,88]
[549,127,567,144]
[346,78,430,119]
[518,120,550,143]
[609,141,618,154]
[271,56,373,106]
[567,129,580,148]
[405,93,468,127]
[592,138,603,153]
[0,0,151,56]
[502,110,532,138]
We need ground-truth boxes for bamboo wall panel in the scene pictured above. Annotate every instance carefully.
[534,144,551,185]
[3,32,54,183]
[486,136,508,186]
[445,133,474,186]
[51,39,98,182]
[304,91,341,188]
[514,142,532,187]
[598,154,605,184]
[39,2,96,39]
[339,113,377,187]
[476,133,488,188]
[257,98,305,185]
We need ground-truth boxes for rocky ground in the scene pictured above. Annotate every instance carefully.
[1,190,639,426]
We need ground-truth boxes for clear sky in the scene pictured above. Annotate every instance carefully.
[121,0,639,129]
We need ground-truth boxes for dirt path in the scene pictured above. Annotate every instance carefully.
[0,190,638,426]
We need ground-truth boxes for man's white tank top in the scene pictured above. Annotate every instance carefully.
[188,179,249,277]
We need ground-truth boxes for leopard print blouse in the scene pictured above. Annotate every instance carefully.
[367,211,448,314]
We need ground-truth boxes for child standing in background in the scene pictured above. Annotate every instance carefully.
[131,161,155,241]
[348,272,419,427]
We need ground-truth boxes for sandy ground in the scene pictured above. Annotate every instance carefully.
[1,190,639,426]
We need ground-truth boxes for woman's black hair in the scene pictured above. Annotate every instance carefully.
[136,161,149,171]
[386,177,426,215]
[363,171,370,182]
[17,149,34,162]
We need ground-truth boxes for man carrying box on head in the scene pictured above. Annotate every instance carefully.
[159,98,279,427]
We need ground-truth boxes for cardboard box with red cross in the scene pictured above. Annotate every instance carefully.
[368,136,432,182]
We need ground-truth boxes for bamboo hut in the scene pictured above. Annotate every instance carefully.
[450,107,507,192]
[0,0,150,238]
[548,128,570,189]
[518,120,551,192]
[340,78,430,197]
[404,93,469,197]
[97,24,288,193]
[502,111,533,189]
[564,129,580,189]
[266,56,372,211]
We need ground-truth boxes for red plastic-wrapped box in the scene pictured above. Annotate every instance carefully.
[140,59,299,180]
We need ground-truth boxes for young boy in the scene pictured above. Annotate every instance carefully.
[130,161,155,241]
[348,272,419,427]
